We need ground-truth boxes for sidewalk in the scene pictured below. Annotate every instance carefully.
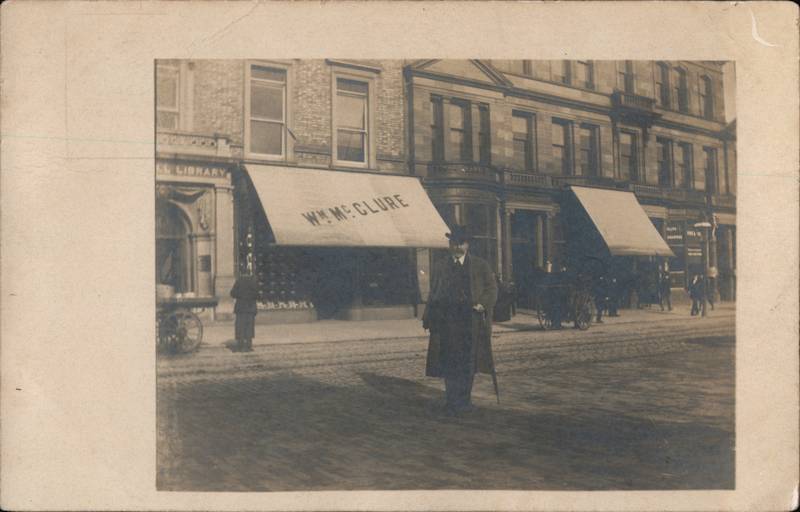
[200,302,735,349]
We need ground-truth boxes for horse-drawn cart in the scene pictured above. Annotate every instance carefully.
[532,278,594,331]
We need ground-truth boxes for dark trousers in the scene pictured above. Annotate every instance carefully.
[445,369,475,411]
[660,292,672,311]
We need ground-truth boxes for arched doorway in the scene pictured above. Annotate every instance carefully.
[156,202,193,294]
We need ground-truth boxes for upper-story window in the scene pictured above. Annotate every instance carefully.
[448,100,472,162]
[334,78,370,165]
[656,137,673,186]
[703,147,718,193]
[577,123,599,177]
[431,96,445,162]
[700,76,714,120]
[674,67,689,113]
[656,62,671,108]
[575,61,594,89]
[553,61,572,85]
[247,64,287,158]
[512,111,535,171]
[674,142,693,189]
[478,104,491,164]
[619,61,635,93]
[551,118,573,175]
[619,131,638,182]
[156,60,181,130]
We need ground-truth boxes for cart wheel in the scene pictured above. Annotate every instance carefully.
[537,308,552,330]
[160,311,203,353]
[575,304,592,330]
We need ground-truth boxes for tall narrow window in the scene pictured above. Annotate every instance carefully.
[561,61,572,85]
[448,100,472,162]
[249,65,287,157]
[619,131,638,182]
[552,119,572,175]
[478,104,491,164]
[578,124,599,176]
[512,111,535,171]
[701,76,714,120]
[431,96,444,162]
[156,61,180,130]
[335,78,369,164]
[656,137,673,186]
[674,142,694,189]
[522,60,533,77]
[703,147,718,194]
[674,68,689,113]
[656,62,671,107]
[576,60,594,89]
[619,61,635,93]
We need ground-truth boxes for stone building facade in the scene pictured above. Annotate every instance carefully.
[406,60,736,304]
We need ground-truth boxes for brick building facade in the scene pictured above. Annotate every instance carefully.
[155,59,736,324]
[156,59,418,322]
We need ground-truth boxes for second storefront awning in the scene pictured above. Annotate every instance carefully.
[244,164,450,248]
[571,186,674,257]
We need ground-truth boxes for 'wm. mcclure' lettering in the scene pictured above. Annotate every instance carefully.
[302,194,410,226]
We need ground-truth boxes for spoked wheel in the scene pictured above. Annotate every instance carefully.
[159,310,203,353]
[537,308,553,330]
[574,303,592,330]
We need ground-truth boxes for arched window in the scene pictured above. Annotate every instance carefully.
[156,202,193,293]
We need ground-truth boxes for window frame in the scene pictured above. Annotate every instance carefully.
[656,137,674,187]
[618,130,639,182]
[656,62,671,108]
[156,60,181,131]
[676,141,694,189]
[703,146,718,194]
[332,68,377,168]
[245,61,291,161]
[674,67,689,113]
[576,60,594,90]
[512,110,536,172]
[430,95,445,162]
[478,103,491,165]
[619,60,635,94]
[700,75,714,120]
[447,98,473,163]
[551,118,573,175]
[578,123,600,177]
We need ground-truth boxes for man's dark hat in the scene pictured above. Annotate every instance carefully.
[446,225,472,244]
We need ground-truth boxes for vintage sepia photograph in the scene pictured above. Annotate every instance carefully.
[155,59,737,491]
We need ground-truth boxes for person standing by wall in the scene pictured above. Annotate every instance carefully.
[230,271,260,352]
[659,264,672,312]
[423,225,498,416]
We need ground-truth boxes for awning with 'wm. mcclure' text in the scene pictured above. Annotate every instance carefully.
[244,164,450,248]
[571,186,675,257]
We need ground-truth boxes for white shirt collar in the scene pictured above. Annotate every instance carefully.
[454,254,466,265]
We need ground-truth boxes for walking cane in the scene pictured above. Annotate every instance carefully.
[482,310,501,404]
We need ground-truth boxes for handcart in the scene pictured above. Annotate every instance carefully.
[156,296,218,354]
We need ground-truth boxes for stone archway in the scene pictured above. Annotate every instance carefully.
[156,201,194,294]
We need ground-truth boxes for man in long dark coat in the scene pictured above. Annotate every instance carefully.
[422,225,498,415]
[230,272,260,352]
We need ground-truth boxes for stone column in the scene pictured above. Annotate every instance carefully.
[214,183,236,320]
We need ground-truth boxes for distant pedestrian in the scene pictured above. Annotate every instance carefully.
[593,275,608,323]
[689,274,706,316]
[607,276,620,317]
[707,266,718,311]
[423,225,498,415]
[230,272,260,352]
[659,268,672,312]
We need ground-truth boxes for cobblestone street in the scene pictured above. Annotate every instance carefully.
[157,311,734,491]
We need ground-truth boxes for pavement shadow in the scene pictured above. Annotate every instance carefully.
[158,370,733,492]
